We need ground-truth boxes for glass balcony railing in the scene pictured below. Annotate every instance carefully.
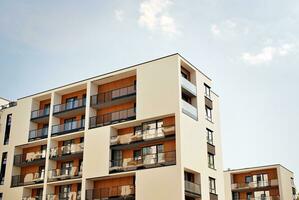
[53,98,86,114]
[91,85,136,106]
[86,185,135,200]
[89,108,136,128]
[181,76,197,96]
[14,150,46,166]
[48,166,82,181]
[22,195,43,200]
[28,127,48,142]
[232,180,278,190]
[182,100,198,120]
[31,108,50,119]
[50,143,84,158]
[11,171,45,187]
[110,151,176,173]
[110,125,175,146]
[185,181,201,195]
[47,192,81,200]
[51,119,85,136]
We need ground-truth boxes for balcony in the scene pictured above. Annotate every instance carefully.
[31,108,50,123]
[47,192,81,200]
[181,76,197,97]
[86,185,135,200]
[22,195,43,200]
[89,108,136,129]
[110,150,176,173]
[231,180,279,191]
[28,127,48,142]
[51,120,85,136]
[48,167,82,182]
[91,85,136,109]
[14,150,46,167]
[110,125,175,146]
[11,171,45,187]
[185,181,201,198]
[182,100,198,120]
[53,98,86,118]
[49,143,84,161]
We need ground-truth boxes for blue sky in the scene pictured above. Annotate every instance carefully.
[0,0,299,186]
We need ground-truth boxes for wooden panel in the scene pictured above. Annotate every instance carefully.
[94,176,134,189]
[233,168,278,183]
[21,165,40,176]
[163,116,175,126]
[118,127,134,136]
[23,145,42,154]
[61,89,86,103]
[98,76,136,93]
[97,102,135,116]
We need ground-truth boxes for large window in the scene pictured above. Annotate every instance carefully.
[208,153,215,169]
[0,152,8,185]
[3,114,12,145]
[232,192,239,200]
[207,129,214,145]
[204,84,211,98]
[209,177,216,194]
[205,106,212,121]
[245,176,252,184]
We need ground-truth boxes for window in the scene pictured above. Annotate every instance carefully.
[184,171,195,182]
[60,184,71,199]
[204,84,211,98]
[111,150,122,166]
[208,153,215,169]
[207,129,214,145]
[0,152,8,185]
[182,92,191,104]
[209,177,216,194]
[64,117,76,130]
[205,106,212,121]
[0,193,2,200]
[232,192,239,200]
[3,114,12,145]
[44,103,50,115]
[181,67,190,80]
[246,192,252,200]
[245,176,252,184]
[66,97,78,110]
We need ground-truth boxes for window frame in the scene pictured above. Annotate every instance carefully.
[209,177,216,194]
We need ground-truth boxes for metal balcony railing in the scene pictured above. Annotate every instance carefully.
[89,108,136,128]
[11,171,45,187]
[14,150,46,166]
[51,119,85,136]
[110,151,176,172]
[91,85,136,106]
[31,107,50,119]
[48,166,82,181]
[53,98,86,114]
[28,127,48,141]
[86,185,135,200]
[185,180,201,195]
[110,125,175,145]
[234,197,280,200]
[50,143,84,158]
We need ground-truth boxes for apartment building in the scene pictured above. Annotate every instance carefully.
[0,53,225,200]
[224,164,296,200]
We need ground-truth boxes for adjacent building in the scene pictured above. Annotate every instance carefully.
[224,164,297,200]
[0,54,225,200]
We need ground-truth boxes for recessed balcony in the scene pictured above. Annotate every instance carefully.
[89,108,136,129]
[109,150,176,173]
[31,108,50,123]
[51,120,85,136]
[231,179,279,191]
[86,185,135,200]
[49,143,84,161]
[182,100,198,120]
[181,76,197,97]
[14,150,46,167]
[53,98,86,118]
[48,166,82,182]
[91,85,136,109]
[185,180,201,198]
[11,171,45,187]
[28,127,48,142]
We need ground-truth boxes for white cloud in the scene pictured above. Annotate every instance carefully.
[210,19,247,37]
[138,0,179,37]
[114,9,124,22]
[211,24,220,36]
[242,44,294,65]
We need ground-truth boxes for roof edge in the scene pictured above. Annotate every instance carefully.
[224,164,294,174]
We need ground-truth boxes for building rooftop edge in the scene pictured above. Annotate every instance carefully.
[0,97,11,102]
[17,53,214,100]
[224,164,294,174]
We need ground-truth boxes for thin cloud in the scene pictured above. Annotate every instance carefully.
[210,19,246,37]
[211,24,220,36]
[138,0,180,37]
[114,9,124,22]
[242,44,294,65]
